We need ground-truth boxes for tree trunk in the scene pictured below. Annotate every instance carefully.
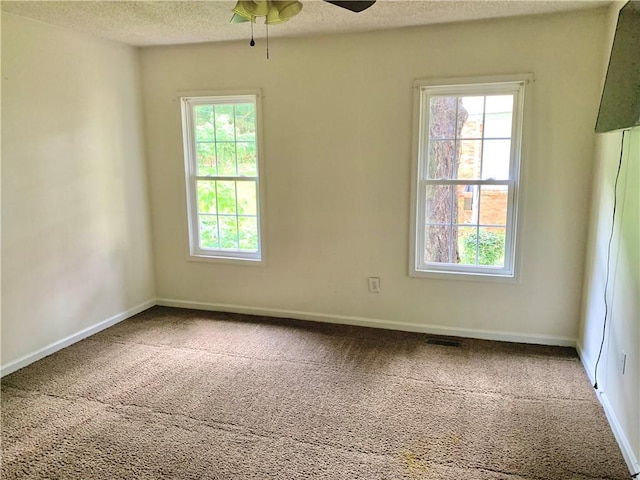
[426,97,468,263]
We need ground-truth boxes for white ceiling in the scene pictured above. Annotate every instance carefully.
[1,0,610,47]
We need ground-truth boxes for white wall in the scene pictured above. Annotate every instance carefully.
[579,5,640,474]
[141,9,606,343]
[1,13,156,369]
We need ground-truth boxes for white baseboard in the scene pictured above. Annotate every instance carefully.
[156,298,576,347]
[600,392,640,476]
[1,299,156,377]
[576,344,639,476]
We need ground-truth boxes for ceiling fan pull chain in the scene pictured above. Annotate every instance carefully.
[266,23,270,59]
[250,16,255,46]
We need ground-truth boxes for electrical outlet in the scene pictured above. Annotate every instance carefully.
[368,277,381,293]
[620,351,627,375]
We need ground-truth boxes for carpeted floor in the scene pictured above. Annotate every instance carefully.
[1,306,630,479]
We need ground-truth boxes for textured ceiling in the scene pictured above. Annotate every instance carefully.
[1,0,611,46]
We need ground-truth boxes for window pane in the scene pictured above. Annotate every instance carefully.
[484,112,512,139]
[199,215,219,249]
[459,96,484,139]
[217,142,237,176]
[477,227,506,266]
[214,104,235,141]
[484,96,513,138]
[194,105,214,142]
[486,95,513,114]
[216,181,236,215]
[457,140,482,180]
[196,142,217,176]
[429,97,460,139]
[197,180,217,214]
[482,139,510,179]
[219,216,239,249]
[236,181,257,215]
[425,225,452,263]
[425,185,453,224]
[427,140,455,179]
[234,104,256,141]
[457,185,477,224]
[457,226,478,265]
[237,142,257,177]
[239,216,258,251]
[479,185,508,226]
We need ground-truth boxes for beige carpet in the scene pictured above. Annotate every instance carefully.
[1,307,630,479]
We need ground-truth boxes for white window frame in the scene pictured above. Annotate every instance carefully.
[181,91,265,264]
[409,75,530,279]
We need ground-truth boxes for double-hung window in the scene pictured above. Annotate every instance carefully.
[181,93,264,262]
[410,76,528,278]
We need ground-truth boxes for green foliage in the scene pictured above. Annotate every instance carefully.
[214,181,235,214]
[195,106,214,141]
[217,142,237,176]
[236,181,257,215]
[194,103,257,177]
[199,216,218,249]
[237,142,257,177]
[218,216,238,249]
[234,104,256,141]
[196,143,217,176]
[460,230,505,266]
[196,180,258,252]
[214,104,234,141]
[197,181,217,213]
[238,216,258,250]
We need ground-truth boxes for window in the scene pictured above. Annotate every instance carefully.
[410,76,528,278]
[181,93,264,262]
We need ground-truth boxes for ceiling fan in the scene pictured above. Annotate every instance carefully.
[231,1,376,25]
[320,1,377,13]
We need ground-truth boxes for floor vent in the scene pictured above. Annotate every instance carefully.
[425,338,462,348]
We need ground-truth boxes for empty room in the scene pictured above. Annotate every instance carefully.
[1,0,639,478]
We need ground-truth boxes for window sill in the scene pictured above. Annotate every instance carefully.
[187,253,265,267]
[410,268,519,284]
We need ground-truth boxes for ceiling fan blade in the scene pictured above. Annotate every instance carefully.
[324,1,376,13]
